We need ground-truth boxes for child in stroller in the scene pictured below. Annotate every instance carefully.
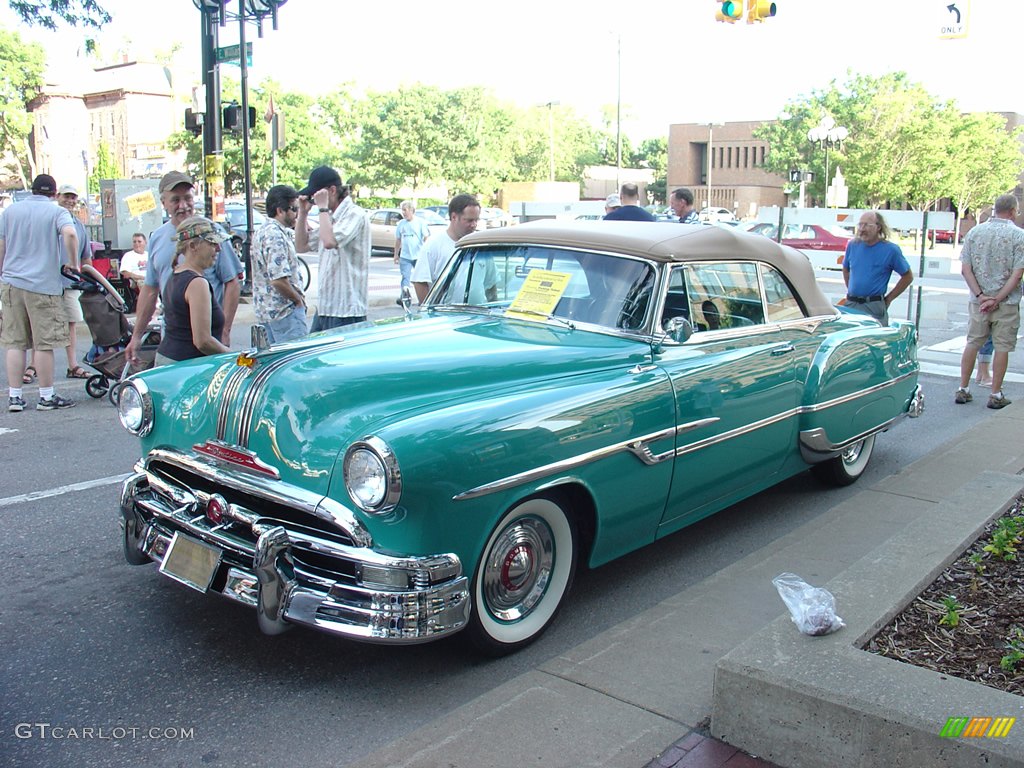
[63,266,162,404]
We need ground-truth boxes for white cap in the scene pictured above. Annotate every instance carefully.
[57,184,79,196]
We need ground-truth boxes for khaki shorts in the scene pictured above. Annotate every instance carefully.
[966,301,1021,353]
[0,282,70,351]
[62,289,84,323]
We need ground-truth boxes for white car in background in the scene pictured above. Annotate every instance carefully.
[699,207,737,223]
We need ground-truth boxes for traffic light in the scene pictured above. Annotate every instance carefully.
[184,108,203,137]
[716,0,743,23]
[222,103,258,134]
[747,0,776,22]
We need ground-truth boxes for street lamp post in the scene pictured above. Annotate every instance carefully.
[807,116,848,207]
[706,122,724,212]
[191,0,288,291]
[542,100,560,182]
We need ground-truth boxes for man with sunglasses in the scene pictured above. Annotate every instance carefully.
[251,184,307,343]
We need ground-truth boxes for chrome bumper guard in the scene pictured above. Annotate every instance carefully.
[120,462,470,644]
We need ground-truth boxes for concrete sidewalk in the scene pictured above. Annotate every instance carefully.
[347,408,1024,768]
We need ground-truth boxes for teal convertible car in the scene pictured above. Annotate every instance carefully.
[118,222,923,655]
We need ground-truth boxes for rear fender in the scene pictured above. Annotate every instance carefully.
[799,322,918,460]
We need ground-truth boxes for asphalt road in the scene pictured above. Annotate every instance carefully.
[0,263,1019,767]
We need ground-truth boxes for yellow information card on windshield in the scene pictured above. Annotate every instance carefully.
[506,270,572,320]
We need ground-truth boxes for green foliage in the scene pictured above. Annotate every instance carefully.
[754,71,1024,210]
[87,142,117,194]
[982,515,1023,561]
[0,28,45,185]
[938,595,962,628]
[1000,626,1024,673]
[8,0,110,30]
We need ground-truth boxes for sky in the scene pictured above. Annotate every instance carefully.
[2,0,1022,142]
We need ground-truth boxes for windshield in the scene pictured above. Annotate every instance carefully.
[431,245,657,332]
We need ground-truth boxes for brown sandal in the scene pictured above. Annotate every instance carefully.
[67,366,90,379]
[22,365,36,384]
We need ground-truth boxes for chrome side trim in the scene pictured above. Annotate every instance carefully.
[800,370,917,413]
[673,408,798,457]
[453,419,718,501]
[453,373,919,500]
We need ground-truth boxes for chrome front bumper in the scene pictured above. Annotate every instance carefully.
[120,455,470,644]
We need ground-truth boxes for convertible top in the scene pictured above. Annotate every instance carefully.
[460,221,836,317]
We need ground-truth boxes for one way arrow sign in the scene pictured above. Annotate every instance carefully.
[939,0,969,39]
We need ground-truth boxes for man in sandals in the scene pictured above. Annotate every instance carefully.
[56,184,93,380]
[0,174,80,411]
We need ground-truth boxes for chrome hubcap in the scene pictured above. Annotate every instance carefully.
[841,440,863,464]
[482,517,554,622]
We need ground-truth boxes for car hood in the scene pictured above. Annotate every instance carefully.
[140,315,651,495]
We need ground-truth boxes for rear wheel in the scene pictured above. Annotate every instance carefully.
[467,495,578,656]
[296,256,311,291]
[811,434,875,486]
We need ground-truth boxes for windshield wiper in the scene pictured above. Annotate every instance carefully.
[503,307,576,330]
[429,304,495,316]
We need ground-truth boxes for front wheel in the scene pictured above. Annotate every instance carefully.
[811,434,875,487]
[467,495,578,656]
[85,374,108,399]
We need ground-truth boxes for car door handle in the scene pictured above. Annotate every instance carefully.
[770,344,795,356]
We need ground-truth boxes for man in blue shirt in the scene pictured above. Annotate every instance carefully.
[603,183,655,222]
[126,170,242,365]
[393,200,429,302]
[842,210,912,325]
[0,174,80,411]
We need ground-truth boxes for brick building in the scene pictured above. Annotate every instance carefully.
[667,121,787,220]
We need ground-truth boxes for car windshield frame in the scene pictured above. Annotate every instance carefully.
[428,243,659,336]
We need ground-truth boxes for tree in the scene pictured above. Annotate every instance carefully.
[946,112,1024,234]
[87,141,117,193]
[634,137,668,203]
[0,28,45,187]
[8,0,110,30]
[755,72,955,208]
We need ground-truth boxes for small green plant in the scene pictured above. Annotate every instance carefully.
[983,516,1024,561]
[938,595,963,627]
[999,626,1024,673]
[968,552,985,574]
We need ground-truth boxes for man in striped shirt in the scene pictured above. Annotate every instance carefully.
[295,166,371,332]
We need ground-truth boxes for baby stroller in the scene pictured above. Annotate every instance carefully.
[65,266,161,404]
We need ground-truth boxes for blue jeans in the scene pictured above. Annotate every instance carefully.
[310,313,366,333]
[398,258,414,291]
[978,336,994,364]
[265,306,308,344]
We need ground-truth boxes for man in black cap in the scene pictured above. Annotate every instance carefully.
[0,174,80,411]
[295,166,370,331]
[126,170,242,365]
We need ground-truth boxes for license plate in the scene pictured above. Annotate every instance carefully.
[159,532,221,593]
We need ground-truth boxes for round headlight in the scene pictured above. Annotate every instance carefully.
[343,437,401,514]
[117,380,153,436]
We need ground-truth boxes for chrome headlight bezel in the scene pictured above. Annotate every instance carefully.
[117,378,154,437]
[343,436,402,514]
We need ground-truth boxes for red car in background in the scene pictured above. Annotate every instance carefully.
[931,229,963,244]
[744,222,852,269]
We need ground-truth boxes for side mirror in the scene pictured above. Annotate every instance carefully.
[663,316,694,343]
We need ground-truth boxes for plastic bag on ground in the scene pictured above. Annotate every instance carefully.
[772,572,845,636]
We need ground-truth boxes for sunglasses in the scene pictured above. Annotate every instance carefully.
[288,206,299,212]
